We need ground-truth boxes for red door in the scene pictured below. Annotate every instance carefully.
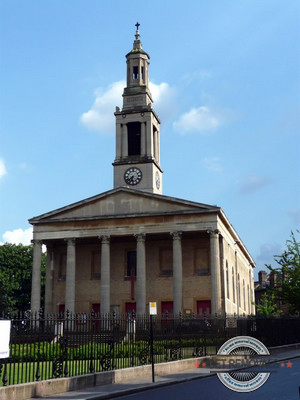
[125,302,136,317]
[161,301,173,317]
[197,300,211,316]
[92,303,100,332]
[92,303,100,314]
[58,304,65,315]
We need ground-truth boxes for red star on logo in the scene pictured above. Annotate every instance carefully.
[202,362,206,367]
[280,362,285,367]
[286,361,292,368]
[194,361,200,368]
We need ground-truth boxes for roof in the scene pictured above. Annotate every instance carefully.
[29,187,220,224]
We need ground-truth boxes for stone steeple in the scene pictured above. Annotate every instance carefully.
[113,24,163,194]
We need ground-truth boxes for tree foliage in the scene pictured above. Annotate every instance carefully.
[255,292,282,317]
[266,230,300,315]
[0,243,46,313]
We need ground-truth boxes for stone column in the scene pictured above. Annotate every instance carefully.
[122,124,128,157]
[65,238,76,314]
[44,244,54,314]
[209,230,222,315]
[141,122,146,156]
[146,121,153,157]
[31,240,42,313]
[115,123,122,160]
[100,235,110,315]
[171,231,183,316]
[135,233,146,316]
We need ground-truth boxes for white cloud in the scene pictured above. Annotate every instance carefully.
[203,157,222,172]
[173,106,220,134]
[80,80,176,134]
[148,81,177,121]
[237,174,272,195]
[80,80,124,134]
[1,227,33,245]
[0,158,7,179]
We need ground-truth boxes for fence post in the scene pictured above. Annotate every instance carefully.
[149,314,155,383]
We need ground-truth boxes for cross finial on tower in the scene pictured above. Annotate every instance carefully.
[135,22,140,31]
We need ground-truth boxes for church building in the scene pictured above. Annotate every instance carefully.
[29,25,255,317]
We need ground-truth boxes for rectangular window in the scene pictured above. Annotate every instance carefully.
[127,122,141,156]
[194,248,210,275]
[141,66,144,80]
[91,251,101,280]
[126,251,137,277]
[58,253,66,281]
[159,248,173,276]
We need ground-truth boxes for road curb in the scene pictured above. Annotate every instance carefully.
[84,353,300,400]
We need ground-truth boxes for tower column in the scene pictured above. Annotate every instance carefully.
[171,231,183,316]
[65,238,76,313]
[100,235,111,314]
[31,240,42,313]
[115,123,122,160]
[146,122,153,158]
[156,129,160,163]
[209,230,222,315]
[121,124,128,157]
[135,233,146,316]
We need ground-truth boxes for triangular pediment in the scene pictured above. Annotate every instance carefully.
[29,188,220,224]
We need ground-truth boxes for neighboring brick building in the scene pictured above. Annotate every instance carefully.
[29,25,255,317]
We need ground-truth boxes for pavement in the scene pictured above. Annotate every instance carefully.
[40,347,300,400]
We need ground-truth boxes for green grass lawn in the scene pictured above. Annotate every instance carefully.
[1,343,218,386]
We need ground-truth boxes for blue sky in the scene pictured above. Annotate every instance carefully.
[0,0,299,279]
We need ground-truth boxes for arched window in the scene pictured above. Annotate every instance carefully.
[243,279,245,311]
[226,261,229,299]
[232,267,235,303]
[247,284,250,314]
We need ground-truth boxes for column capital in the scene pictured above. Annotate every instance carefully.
[170,231,182,240]
[207,229,220,238]
[64,238,76,246]
[99,235,110,244]
[134,233,146,242]
[31,239,43,246]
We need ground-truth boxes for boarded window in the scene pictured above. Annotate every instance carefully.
[160,248,173,276]
[58,253,66,281]
[91,251,101,280]
[195,248,210,275]
[127,251,137,277]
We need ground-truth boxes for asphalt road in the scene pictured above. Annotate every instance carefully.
[115,357,300,400]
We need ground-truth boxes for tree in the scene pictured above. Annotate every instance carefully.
[266,230,300,315]
[255,292,282,317]
[0,243,46,314]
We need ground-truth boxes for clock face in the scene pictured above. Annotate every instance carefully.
[155,171,160,189]
[124,167,142,185]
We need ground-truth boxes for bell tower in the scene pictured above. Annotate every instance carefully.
[113,23,163,194]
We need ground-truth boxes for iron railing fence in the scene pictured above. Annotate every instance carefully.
[0,312,299,386]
